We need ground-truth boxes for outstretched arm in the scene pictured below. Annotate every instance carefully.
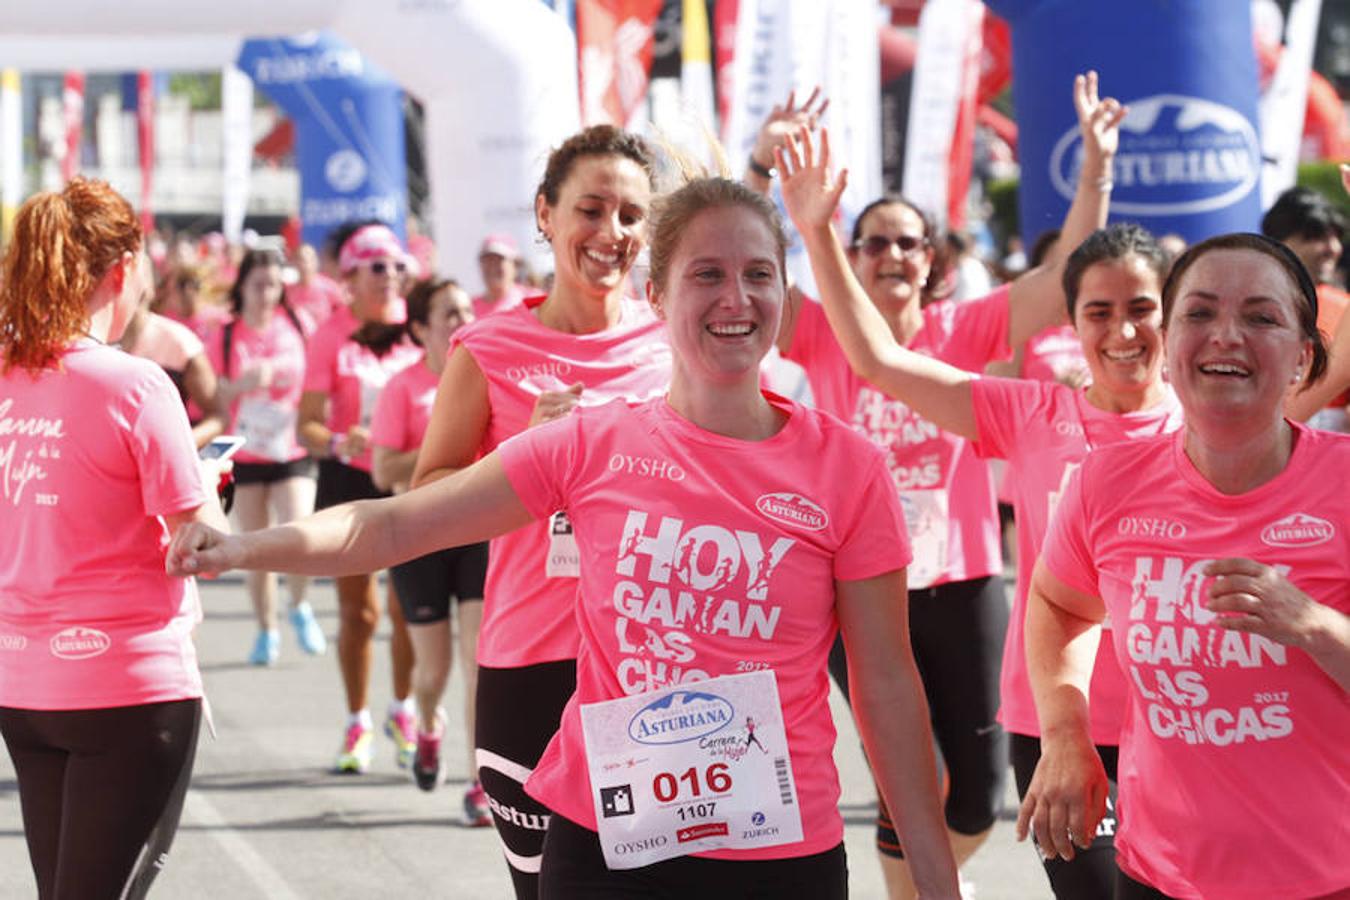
[166,452,533,578]
[1005,71,1124,347]
[778,128,980,441]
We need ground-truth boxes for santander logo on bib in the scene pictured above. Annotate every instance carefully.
[1260,513,1334,548]
[755,493,828,532]
[50,626,111,660]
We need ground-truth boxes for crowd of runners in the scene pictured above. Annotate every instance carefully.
[2,68,1348,900]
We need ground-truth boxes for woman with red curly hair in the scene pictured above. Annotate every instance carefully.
[0,178,227,898]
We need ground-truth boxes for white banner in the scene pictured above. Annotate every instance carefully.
[220,64,253,244]
[723,0,879,268]
[1259,0,1323,208]
[902,0,978,232]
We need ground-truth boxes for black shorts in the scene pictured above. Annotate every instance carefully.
[828,574,1008,850]
[539,812,848,900]
[233,457,317,486]
[390,542,490,624]
[316,458,388,510]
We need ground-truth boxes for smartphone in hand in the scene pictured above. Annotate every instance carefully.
[200,434,247,462]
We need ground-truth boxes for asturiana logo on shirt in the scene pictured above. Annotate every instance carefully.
[1260,513,1334,548]
[755,493,828,532]
[628,689,734,745]
[49,626,111,660]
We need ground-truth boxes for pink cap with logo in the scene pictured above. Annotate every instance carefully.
[479,233,520,259]
[339,224,419,276]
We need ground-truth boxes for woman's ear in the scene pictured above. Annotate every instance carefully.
[535,194,552,243]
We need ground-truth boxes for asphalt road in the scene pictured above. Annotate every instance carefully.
[1,576,1049,898]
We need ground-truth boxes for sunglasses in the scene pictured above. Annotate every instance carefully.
[366,260,408,276]
[853,234,930,258]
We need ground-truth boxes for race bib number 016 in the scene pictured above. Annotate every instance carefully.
[580,670,802,870]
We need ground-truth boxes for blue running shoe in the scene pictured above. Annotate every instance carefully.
[289,603,327,656]
[248,629,280,666]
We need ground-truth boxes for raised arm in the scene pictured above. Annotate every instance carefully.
[1005,71,1124,347]
[167,451,533,579]
[837,570,961,900]
[1015,560,1109,862]
[777,128,981,440]
[743,87,828,197]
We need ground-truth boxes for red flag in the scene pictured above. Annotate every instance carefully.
[60,71,85,183]
[712,0,738,143]
[577,0,663,126]
[137,72,155,234]
[945,2,984,231]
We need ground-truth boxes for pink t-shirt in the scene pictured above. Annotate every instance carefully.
[0,341,207,710]
[472,284,534,320]
[370,355,438,453]
[972,378,1184,743]
[453,297,671,667]
[500,394,911,859]
[785,290,1011,587]
[301,324,422,472]
[1020,323,1089,385]
[1042,425,1350,899]
[288,275,346,327]
[207,313,310,465]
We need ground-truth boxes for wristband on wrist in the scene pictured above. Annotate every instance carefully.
[327,433,341,457]
[748,155,776,180]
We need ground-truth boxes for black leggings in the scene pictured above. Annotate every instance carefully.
[0,698,201,900]
[1010,732,1120,899]
[1115,868,1178,899]
[829,575,1008,855]
[539,812,848,900]
[475,660,578,900]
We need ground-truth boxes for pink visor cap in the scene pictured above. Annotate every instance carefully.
[339,224,420,276]
[478,233,520,259]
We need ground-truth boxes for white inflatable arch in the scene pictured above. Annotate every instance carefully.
[0,0,580,282]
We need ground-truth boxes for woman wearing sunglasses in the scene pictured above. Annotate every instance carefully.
[750,72,1124,899]
[299,223,424,774]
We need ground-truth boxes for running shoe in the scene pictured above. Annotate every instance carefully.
[288,602,327,656]
[248,629,280,666]
[463,780,492,828]
[384,708,418,770]
[334,722,373,774]
[411,713,446,792]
